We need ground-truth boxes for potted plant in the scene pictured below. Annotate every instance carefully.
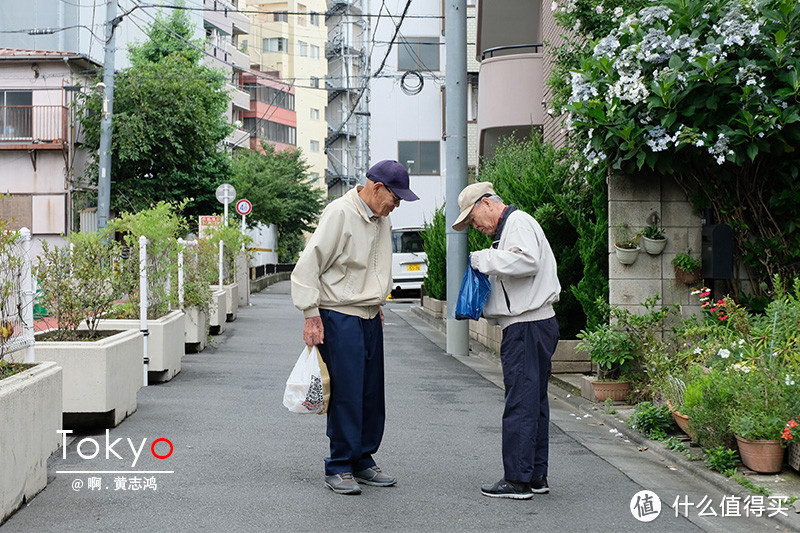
[576,322,637,402]
[781,415,800,471]
[641,222,667,255]
[672,251,701,285]
[205,224,250,322]
[33,230,143,428]
[613,223,641,265]
[100,202,186,382]
[0,223,62,523]
[181,240,214,352]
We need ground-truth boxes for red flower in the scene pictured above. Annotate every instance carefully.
[782,427,793,440]
[719,315,728,321]
[790,420,798,428]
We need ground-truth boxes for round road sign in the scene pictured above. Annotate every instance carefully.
[235,199,252,216]
[215,183,236,205]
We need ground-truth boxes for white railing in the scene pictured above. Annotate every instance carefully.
[0,228,35,362]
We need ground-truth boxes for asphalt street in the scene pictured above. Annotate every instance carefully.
[1,281,795,532]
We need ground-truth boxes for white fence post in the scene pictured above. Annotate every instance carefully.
[218,239,224,289]
[20,228,34,363]
[139,236,149,387]
[177,238,185,309]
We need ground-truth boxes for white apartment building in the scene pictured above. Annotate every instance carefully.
[367,0,446,229]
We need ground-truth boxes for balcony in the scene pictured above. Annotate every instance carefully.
[203,0,233,34]
[226,41,250,71]
[477,51,545,158]
[204,42,231,73]
[0,106,67,149]
[230,9,250,36]
[225,127,250,150]
[228,84,251,112]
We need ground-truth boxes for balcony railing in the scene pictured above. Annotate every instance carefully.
[481,43,543,61]
[0,105,67,145]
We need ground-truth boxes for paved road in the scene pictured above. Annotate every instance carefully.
[1,282,792,532]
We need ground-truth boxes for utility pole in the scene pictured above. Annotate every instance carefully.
[97,0,118,230]
[445,0,469,355]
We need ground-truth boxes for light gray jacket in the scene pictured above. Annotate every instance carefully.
[470,208,561,329]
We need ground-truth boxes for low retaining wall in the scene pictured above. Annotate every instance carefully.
[419,296,590,374]
[251,272,292,293]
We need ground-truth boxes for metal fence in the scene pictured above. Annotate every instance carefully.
[0,228,35,362]
[0,105,67,143]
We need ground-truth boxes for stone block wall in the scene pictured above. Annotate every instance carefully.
[609,173,702,318]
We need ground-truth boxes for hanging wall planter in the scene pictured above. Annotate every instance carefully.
[614,244,641,265]
[643,236,667,255]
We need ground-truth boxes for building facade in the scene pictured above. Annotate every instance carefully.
[0,49,99,252]
[244,0,328,190]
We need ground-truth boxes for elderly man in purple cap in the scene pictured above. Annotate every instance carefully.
[291,160,418,495]
[452,181,561,500]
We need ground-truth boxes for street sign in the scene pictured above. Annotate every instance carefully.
[215,183,236,205]
[235,199,252,216]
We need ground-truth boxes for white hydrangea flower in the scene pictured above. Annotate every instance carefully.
[614,6,624,18]
[718,348,730,358]
[596,5,603,14]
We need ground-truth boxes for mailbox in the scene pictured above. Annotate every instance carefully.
[701,224,734,279]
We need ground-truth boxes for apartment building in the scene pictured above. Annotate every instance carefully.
[244,0,328,189]
[367,0,446,229]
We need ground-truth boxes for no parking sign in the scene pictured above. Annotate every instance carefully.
[235,199,252,216]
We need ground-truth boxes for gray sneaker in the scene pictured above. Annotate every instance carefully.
[324,472,362,495]
[354,466,397,487]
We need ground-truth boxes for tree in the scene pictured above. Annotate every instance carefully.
[230,142,325,262]
[78,6,233,228]
[562,0,800,296]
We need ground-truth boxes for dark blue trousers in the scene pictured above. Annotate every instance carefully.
[500,316,560,483]
[317,309,385,475]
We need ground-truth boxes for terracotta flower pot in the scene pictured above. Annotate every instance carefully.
[591,380,630,402]
[735,436,785,474]
[674,266,701,285]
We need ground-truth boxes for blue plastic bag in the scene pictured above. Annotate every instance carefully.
[455,257,491,321]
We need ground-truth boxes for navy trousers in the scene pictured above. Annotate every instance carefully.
[317,309,385,475]
[500,316,560,483]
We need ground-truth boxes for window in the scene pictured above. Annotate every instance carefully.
[298,41,308,57]
[273,11,288,22]
[240,39,248,52]
[310,140,320,153]
[1,90,32,138]
[243,118,296,145]
[310,45,320,60]
[243,84,295,110]
[263,37,288,53]
[310,77,320,88]
[297,5,307,25]
[310,12,320,26]
[398,141,440,175]
[398,37,440,71]
[310,108,320,120]
[310,172,320,183]
[392,230,425,253]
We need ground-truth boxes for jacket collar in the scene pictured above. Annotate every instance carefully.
[492,205,517,249]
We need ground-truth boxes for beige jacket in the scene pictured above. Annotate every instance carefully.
[291,187,392,319]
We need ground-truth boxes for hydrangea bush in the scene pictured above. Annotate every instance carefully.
[563,0,800,294]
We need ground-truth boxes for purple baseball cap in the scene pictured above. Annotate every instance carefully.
[366,160,419,202]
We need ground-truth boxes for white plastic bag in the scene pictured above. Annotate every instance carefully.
[283,345,330,414]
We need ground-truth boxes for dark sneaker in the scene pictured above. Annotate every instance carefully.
[531,475,549,494]
[480,479,533,500]
[354,466,397,487]
[324,472,362,495]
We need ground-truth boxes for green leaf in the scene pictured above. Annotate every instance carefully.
[747,142,759,162]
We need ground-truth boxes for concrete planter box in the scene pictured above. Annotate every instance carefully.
[0,361,62,525]
[35,329,143,427]
[209,287,226,335]
[184,306,208,352]
[95,310,185,383]
[223,282,239,322]
[421,295,444,319]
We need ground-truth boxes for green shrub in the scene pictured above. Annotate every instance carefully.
[421,206,446,301]
[704,446,738,475]
[628,401,674,439]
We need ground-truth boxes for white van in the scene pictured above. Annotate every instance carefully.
[391,227,427,293]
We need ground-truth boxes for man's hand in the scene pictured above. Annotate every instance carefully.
[303,316,324,347]
[380,308,385,328]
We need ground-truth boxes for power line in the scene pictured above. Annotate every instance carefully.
[133,3,447,19]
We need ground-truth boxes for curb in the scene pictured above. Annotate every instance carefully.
[405,304,799,530]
